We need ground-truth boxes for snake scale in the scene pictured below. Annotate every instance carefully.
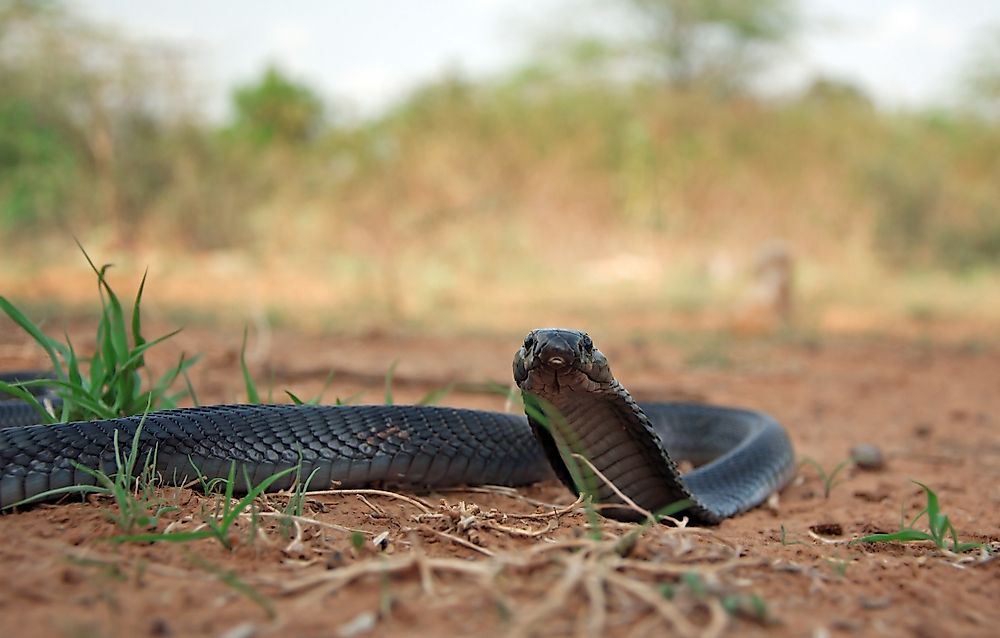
[0,328,795,523]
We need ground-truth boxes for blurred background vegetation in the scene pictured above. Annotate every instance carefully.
[1,0,999,337]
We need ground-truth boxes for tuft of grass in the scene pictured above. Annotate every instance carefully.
[799,457,851,499]
[778,524,804,546]
[350,531,366,551]
[721,592,770,624]
[186,553,275,618]
[66,555,129,583]
[666,572,771,625]
[416,383,453,406]
[278,461,321,538]
[852,481,984,553]
[114,462,298,550]
[240,326,356,406]
[0,245,197,423]
[240,325,261,404]
[286,370,338,405]
[383,360,398,405]
[7,412,179,531]
[824,553,850,578]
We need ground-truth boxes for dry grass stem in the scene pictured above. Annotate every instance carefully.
[503,493,586,519]
[435,485,574,510]
[483,519,558,537]
[284,554,499,606]
[355,494,385,516]
[306,488,434,513]
[604,572,700,638]
[571,453,677,525]
[703,599,730,638]
[409,526,496,556]
[506,553,587,638]
[583,565,608,638]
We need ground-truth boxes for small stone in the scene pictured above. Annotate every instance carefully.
[853,489,890,503]
[810,522,843,536]
[150,618,172,636]
[849,444,885,471]
[859,595,892,610]
[337,611,377,638]
[326,550,346,569]
[218,622,256,638]
[372,530,390,551]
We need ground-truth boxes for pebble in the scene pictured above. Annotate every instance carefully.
[849,444,885,471]
[218,623,256,638]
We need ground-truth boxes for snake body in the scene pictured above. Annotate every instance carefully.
[0,329,795,523]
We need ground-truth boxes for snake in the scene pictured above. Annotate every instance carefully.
[0,328,795,523]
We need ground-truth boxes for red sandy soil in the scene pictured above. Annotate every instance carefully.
[0,323,998,638]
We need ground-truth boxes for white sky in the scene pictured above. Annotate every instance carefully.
[76,0,999,118]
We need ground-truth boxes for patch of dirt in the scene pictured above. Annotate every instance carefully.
[1,322,998,638]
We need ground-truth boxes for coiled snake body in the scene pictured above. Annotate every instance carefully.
[0,329,795,523]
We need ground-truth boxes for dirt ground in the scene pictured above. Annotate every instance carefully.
[0,321,998,638]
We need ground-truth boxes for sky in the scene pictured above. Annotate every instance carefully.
[76,0,999,119]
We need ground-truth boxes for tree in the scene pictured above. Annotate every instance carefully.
[963,26,1000,118]
[618,0,797,90]
[228,66,325,147]
[0,0,185,236]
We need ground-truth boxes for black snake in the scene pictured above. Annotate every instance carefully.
[0,328,795,523]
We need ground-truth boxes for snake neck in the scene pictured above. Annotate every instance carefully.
[522,374,697,522]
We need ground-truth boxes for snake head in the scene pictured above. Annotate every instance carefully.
[513,328,613,391]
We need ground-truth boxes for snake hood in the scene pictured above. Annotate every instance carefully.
[512,327,795,523]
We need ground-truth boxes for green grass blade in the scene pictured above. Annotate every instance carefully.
[653,498,695,520]
[83,252,130,367]
[0,381,56,423]
[944,519,980,552]
[384,360,398,405]
[147,352,200,410]
[103,328,183,393]
[854,530,933,544]
[113,530,215,544]
[27,378,118,419]
[89,348,107,395]
[521,392,602,536]
[334,390,365,406]
[223,462,237,515]
[906,504,930,529]
[913,481,942,535]
[63,333,85,390]
[309,370,337,404]
[7,484,108,509]
[97,310,118,395]
[417,383,453,406]
[0,296,67,373]
[224,466,298,525]
[131,268,149,367]
[187,556,276,618]
[181,368,200,407]
[240,326,261,404]
[121,408,151,480]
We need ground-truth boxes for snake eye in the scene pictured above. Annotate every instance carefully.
[523,334,535,350]
[580,334,593,353]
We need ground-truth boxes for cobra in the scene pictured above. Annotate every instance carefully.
[0,328,795,523]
